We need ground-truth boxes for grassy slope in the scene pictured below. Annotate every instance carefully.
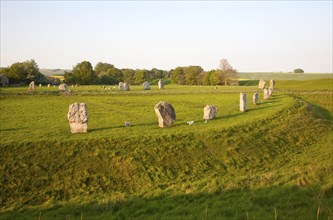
[0,80,332,219]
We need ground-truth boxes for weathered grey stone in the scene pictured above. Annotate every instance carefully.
[0,74,9,86]
[154,101,176,127]
[124,82,130,91]
[58,83,68,91]
[119,82,130,91]
[253,92,259,105]
[158,79,164,89]
[119,82,124,90]
[28,81,36,92]
[67,102,88,133]
[47,84,51,87]
[263,88,270,100]
[268,88,273,97]
[143,81,150,90]
[269,79,275,90]
[203,105,217,120]
[240,93,246,112]
[258,79,266,89]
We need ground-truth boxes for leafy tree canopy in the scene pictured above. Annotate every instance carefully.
[294,68,304,73]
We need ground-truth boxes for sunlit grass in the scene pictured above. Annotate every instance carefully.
[0,80,332,219]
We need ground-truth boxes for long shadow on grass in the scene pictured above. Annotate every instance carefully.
[2,185,332,220]
[0,127,27,132]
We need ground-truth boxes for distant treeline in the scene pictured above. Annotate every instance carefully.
[0,59,238,86]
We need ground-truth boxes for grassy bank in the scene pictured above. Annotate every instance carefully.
[0,80,332,219]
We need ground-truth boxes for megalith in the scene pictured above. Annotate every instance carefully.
[67,102,88,133]
[258,79,266,89]
[253,92,259,105]
[28,81,36,92]
[0,74,9,86]
[158,79,164,89]
[269,79,275,90]
[203,105,217,121]
[119,82,125,90]
[263,88,270,100]
[240,93,246,112]
[143,81,150,90]
[124,82,130,91]
[58,83,68,91]
[154,101,176,127]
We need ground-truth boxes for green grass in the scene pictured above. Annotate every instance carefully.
[0,79,332,219]
[238,72,332,80]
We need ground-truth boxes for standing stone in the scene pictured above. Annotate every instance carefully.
[28,81,36,92]
[240,93,246,112]
[268,88,273,97]
[67,103,88,133]
[58,83,68,91]
[203,105,217,121]
[158,79,164,89]
[123,82,130,91]
[47,84,50,87]
[269,79,275,90]
[119,82,125,90]
[0,74,9,86]
[253,92,259,105]
[143,81,150,90]
[154,101,176,128]
[39,84,42,87]
[263,88,270,100]
[258,79,266,89]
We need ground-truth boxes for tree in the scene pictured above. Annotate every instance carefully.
[218,59,238,86]
[294,68,304,73]
[184,66,203,85]
[71,61,96,85]
[107,68,123,84]
[170,67,185,85]
[1,59,42,84]
[121,69,135,84]
[134,69,148,84]
[95,62,114,76]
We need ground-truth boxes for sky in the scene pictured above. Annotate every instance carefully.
[1,1,332,73]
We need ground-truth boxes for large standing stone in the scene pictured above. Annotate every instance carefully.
[253,92,259,105]
[154,101,176,128]
[240,93,246,112]
[263,88,270,100]
[0,74,9,86]
[268,88,273,97]
[58,83,68,91]
[119,82,130,91]
[119,82,125,90]
[67,103,88,133]
[258,79,266,89]
[269,79,275,90]
[158,79,164,89]
[123,82,130,91]
[203,105,217,120]
[143,81,150,90]
[28,81,36,92]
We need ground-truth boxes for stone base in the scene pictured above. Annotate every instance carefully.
[69,123,88,133]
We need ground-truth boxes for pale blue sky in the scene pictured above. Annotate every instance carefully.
[1,1,332,72]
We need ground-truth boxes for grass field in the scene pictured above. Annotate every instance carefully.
[0,78,332,219]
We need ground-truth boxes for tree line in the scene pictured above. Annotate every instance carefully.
[0,59,239,86]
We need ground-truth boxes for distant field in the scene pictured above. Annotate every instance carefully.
[0,78,332,219]
[238,72,332,80]
[39,69,69,76]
